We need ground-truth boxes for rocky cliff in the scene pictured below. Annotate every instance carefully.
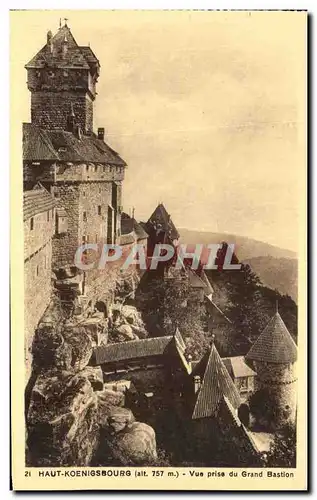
[26,280,157,467]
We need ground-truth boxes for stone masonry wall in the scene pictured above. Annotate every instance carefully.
[24,242,52,383]
[254,361,297,426]
[52,184,80,267]
[24,211,55,382]
[31,91,93,132]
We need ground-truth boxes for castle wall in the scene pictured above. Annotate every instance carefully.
[52,184,80,267]
[24,211,54,382]
[254,361,297,426]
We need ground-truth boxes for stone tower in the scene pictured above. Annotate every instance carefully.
[246,311,298,428]
[23,21,126,306]
[25,22,99,133]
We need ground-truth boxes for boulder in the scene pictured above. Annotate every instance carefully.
[79,317,108,347]
[111,422,157,465]
[27,371,99,466]
[107,407,135,433]
[113,323,134,341]
[96,389,126,428]
[32,324,64,369]
[62,326,93,371]
[80,366,103,391]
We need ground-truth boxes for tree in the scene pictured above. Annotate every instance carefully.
[136,268,208,359]
[265,424,296,468]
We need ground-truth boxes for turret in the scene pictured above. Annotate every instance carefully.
[246,310,298,428]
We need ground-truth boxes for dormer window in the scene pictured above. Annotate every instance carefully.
[48,70,55,78]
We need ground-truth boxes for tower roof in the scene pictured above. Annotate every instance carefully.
[192,342,241,420]
[25,25,99,73]
[23,123,126,165]
[147,203,180,240]
[246,312,297,364]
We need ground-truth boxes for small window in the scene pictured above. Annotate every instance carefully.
[98,206,101,216]
[36,265,39,276]
[95,234,98,243]
[30,218,34,230]
[83,211,87,222]
[48,70,55,78]
[103,166,106,173]
[82,236,86,244]
[54,191,60,198]
[83,190,86,197]
[94,166,98,173]
[86,165,89,172]
[47,211,50,222]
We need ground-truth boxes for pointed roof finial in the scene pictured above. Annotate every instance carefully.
[59,18,62,29]
[276,299,279,313]
[210,333,215,346]
[64,17,69,27]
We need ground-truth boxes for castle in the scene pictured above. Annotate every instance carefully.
[23,21,143,380]
[23,21,297,467]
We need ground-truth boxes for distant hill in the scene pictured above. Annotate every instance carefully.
[178,228,297,261]
[178,228,297,301]
[243,256,298,302]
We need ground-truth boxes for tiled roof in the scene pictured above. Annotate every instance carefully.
[222,356,257,379]
[25,26,98,72]
[147,203,180,240]
[246,312,297,364]
[188,268,206,289]
[192,342,241,420]
[23,183,56,221]
[92,333,186,366]
[23,123,126,165]
[199,270,214,296]
[205,296,232,324]
[120,213,148,242]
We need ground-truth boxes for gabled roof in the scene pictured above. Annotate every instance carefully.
[199,270,214,296]
[192,342,241,420]
[25,25,98,73]
[23,182,56,221]
[188,268,206,289]
[205,296,232,324]
[23,123,126,165]
[222,356,256,379]
[92,332,186,366]
[147,203,180,240]
[246,312,297,364]
[120,213,148,244]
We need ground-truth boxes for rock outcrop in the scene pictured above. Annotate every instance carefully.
[106,422,157,465]
[27,371,99,466]
[26,286,155,467]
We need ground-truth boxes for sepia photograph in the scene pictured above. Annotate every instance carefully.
[10,9,307,491]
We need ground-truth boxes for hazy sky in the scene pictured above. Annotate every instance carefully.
[11,10,306,252]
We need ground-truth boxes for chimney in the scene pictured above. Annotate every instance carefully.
[194,375,201,394]
[98,127,105,141]
[47,30,53,53]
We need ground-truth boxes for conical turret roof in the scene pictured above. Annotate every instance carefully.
[147,203,179,240]
[192,342,241,419]
[246,312,297,364]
